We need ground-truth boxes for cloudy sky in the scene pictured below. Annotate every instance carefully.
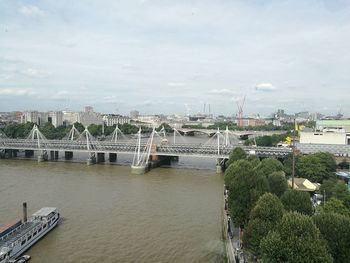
[1,0,350,117]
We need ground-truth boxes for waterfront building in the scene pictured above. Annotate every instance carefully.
[48,111,63,127]
[62,110,79,125]
[78,106,103,127]
[103,114,130,126]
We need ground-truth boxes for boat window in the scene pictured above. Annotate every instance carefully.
[21,239,26,245]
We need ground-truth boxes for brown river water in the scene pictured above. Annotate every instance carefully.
[0,158,225,263]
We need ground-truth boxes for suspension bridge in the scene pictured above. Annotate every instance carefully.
[4,124,348,173]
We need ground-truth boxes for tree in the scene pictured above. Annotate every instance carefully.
[256,157,284,178]
[296,154,330,183]
[267,171,288,197]
[243,193,284,256]
[260,212,333,263]
[88,124,102,136]
[280,190,313,215]
[313,212,350,263]
[320,179,350,208]
[224,160,253,191]
[247,155,260,168]
[318,197,350,217]
[226,160,269,225]
[225,147,247,168]
[40,122,56,139]
[313,152,336,174]
[73,122,85,133]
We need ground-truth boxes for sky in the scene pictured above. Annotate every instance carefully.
[0,0,350,117]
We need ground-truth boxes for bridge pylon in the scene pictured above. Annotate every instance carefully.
[131,127,155,174]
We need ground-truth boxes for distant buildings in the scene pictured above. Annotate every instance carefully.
[102,114,130,126]
[129,110,139,120]
[300,119,350,145]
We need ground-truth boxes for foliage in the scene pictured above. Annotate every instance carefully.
[296,154,334,183]
[267,171,288,197]
[156,123,173,132]
[320,179,350,208]
[73,122,85,133]
[255,157,284,178]
[3,122,35,138]
[226,160,269,225]
[40,122,56,139]
[244,133,290,147]
[225,147,247,168]
[280,190,313,215]
[243,193,284,256]
[181,124,204,129]
[313,212,350,263]
[247,155,260,168]
[260,212,333,263]
[318,197,350,217]
[313,152,337,174]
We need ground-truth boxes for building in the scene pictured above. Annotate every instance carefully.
[78,106,103,127]
[316,120,350,133]
[300,131,350,145]
[62,110,79,125]
[103,114,130,126]
[288,178,319,192]
[48,111,63,128]
[21,111,48,126]
[130,110,139,120]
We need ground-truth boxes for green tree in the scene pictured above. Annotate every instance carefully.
[40,122,56,139]
[73,122,85,133]
[226,160,269,225]
[260,212,333,263]
[267,171,288,197]
[318,197,350,217]
[281,190,313,215]
[247,155,261,168]
[313,152,336,174]
[320,179,350,208]
[88,124,102,136]
[256,157,284,178]
[243,193,284,256]
[296,154,330,183]
[313,212,350,263]
[225,147,247,168]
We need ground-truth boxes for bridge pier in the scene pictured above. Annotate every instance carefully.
[87,153,96,166]
[49,151,59,160]
[216,158,225,174]
[25,150,34,158]
[65,151,73,160]
[38,152,48,162]
[97,152,105,163]
[131,165,147,174]
[109,153,117,162]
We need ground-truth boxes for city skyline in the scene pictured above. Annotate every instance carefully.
[1,0,350,116]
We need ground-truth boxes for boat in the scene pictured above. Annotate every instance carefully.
[0,203,60,263]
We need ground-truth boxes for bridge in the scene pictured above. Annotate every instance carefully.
[1,125,349,173]
[176,128,286,138]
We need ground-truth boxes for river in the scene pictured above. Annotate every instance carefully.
[0,156,225,263]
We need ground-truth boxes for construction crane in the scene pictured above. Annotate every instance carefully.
[236,96,246,127]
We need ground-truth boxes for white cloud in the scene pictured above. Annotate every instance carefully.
[0,88,35,96]
[168,82,185,87]
[21,68,51,78]
[19,5,45,16]
[255,83,277,92]
[208,89,236,96]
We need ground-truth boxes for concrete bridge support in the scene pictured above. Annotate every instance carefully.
[25,150,34,158]
[131,165,147,174]
[65,151,73,160]
[38,152,48,162]
[87,153,96,166]
[216,158,225,174]
[109,153,117,162]
[97,152,105,163]
[49,151,59,160]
